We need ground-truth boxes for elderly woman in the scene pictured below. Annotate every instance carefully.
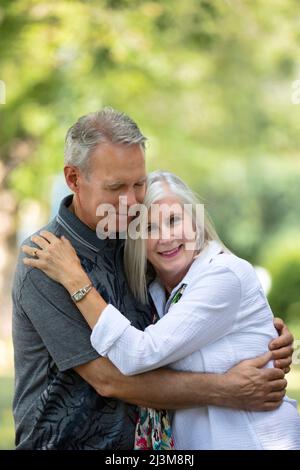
[23,171,300,449]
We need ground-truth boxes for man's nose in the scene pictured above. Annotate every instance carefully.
[125,188,138,208]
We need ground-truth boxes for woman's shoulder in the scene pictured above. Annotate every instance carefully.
[183,242,261,295]
[189,241,256,283]
[212,249,252,270]
[207,248,260,293]
[191,241,251,272]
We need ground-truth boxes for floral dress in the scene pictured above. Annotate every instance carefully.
[134,297,175,450]
[134,408,175,450]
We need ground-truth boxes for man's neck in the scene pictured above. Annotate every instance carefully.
[67,196,123,240]
[68,196,96,231]
[67,199,75,215]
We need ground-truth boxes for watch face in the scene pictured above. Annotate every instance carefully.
[74,292,83,301]
[72,286,91,302]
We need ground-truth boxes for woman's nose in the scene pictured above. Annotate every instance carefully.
[159,225,175,242]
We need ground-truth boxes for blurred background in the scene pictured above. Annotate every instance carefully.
[0,0,300,449]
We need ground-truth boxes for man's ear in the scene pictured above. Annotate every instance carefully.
[64,166,80,193]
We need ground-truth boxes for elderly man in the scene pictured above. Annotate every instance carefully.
[12,108,293,450]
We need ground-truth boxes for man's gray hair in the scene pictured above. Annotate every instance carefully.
[64,107,147,174]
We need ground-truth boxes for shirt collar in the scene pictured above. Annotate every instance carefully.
[56,194,118,253]
[149,240,225,314]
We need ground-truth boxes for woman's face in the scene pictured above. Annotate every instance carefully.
[146,195,198,283]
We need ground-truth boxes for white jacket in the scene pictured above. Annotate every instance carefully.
[91,240,300,449]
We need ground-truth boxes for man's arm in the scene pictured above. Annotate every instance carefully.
[75,352,287,412]
[271,317,294,373]
[75,318,293,412]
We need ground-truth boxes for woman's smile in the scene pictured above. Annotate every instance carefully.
[157,244,184,259]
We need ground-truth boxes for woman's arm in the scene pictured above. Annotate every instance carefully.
[22,231,294,373]
[23,233,241,375]
[90,266,242,375]
[22,231,111,328]
[63,269,109,328]
[23,232,243,374]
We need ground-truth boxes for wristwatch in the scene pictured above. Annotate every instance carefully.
[71,284,93,303]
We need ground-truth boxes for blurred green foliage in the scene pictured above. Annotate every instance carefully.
[269,257,300,323]
[262,235,300,323]
[1,0,300,262]
[0,376,14,450]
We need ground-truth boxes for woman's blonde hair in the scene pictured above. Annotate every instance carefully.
[124,170,223,304]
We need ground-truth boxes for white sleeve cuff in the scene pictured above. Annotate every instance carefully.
[90,304,131,355]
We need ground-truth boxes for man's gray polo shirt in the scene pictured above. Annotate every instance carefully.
[12,194,153,450]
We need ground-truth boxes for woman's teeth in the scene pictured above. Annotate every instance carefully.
[159,245,182,258]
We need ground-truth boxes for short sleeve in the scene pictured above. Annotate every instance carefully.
[19,267,100,371]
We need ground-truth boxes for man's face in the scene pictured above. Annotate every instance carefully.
[65,142,147,233]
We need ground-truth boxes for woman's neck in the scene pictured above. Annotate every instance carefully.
[158,248,201,294]
[159,264,192,294]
